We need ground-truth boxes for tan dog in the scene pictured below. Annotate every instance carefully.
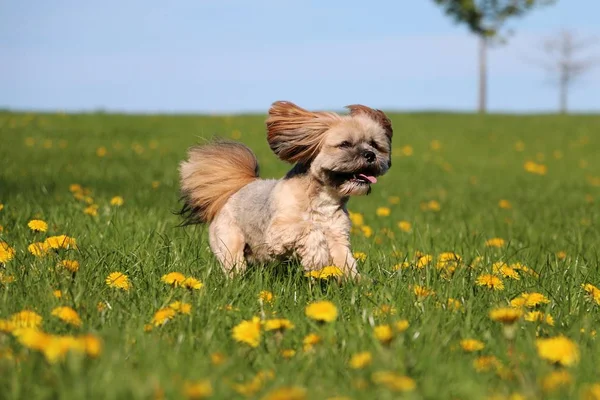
[179,101,393,278]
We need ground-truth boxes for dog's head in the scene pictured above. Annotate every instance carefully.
[266,101,393,196]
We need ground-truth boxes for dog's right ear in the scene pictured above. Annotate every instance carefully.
[266,101,340,164]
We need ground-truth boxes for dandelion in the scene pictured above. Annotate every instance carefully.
[360,225,373,238]
[80,334,102,357]
[397,221,411,232]
[353,252,367,262]
[446,298,462,311]
[0,204,3,211]
[258,290,274,304]
[0,273,15,284]
[303,333,321,351]
[349,351,372,369]
[60,260,80,273]
[473,355,500,372]
[232,317,261,348]
[416,255,432,268]
[489,307,522,325]
[395,320,410,332]
[556,251,567,260]
[525,311,555,326]
[169,301,192,315]
[110,196,124,206]
[281,349,296,359]
[44,235,77,250]
[485,238,506,248]
[476,274,504,290]
[305,301,338,322]
[376,207,391,217]
[348,211,364,226]
[9,310,43,329]
[393,261,410,270]
[582,283,600,305]
[542,370,572,392]
[374,325,394,344]
[413,285,435,299]
[51,306,82,327]
[581,384,600,400]
[52,290,62,299]
[374,304,397,316]
[492,262,520,280]
[84,205,99,216]
[498,199,512,209]
[152,308,177,326]
[210,352,226,365]
[510,292,550,308]
[27,219,48,232]
[536,336,579,366]
[262,386,307,400]
[510,262,538,277]
[305,266,343,279]
[426,200,441,211]
[182,277,203,290]
[96,146,107,157]
[0,242,16,263]
[151,181,160,189]
[460,339,484,352]
[161,272,186,287]
[105,272,131,291]
[28,242,49,257]
[183,380,213,399]
[372,371,416,392]
[524,160,547,175]
[264,319,294,332]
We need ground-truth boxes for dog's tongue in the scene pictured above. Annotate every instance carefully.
[358,174,377,184]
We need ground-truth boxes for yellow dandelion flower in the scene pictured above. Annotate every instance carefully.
[492,263,520,280]
[80,334,102,357]
[353,251,367,262]
[372,371,416,392]
[0,272,15,284]
[305,301,338,322]
[161,272,186,287]
[360,225,372,238]
[397,221,411,232]
[97,302,107,312]
[44,235,77,250]
[105,272,131,291]
[152,308,177,326]
[498,199,512,209]
[281,349,296,359]
[489,307,522,324]
[183,380,213,399]
[536,336,579,366]
[348,211,364,226]
[400,145,413,156]
[581,383,600,400]
[0,204,3,212]
[69,184,82,193]
[143,324,153,332]
[264,318,294,332]
[510,292,550,308]
[110,196,124,206]
[302,333,321,352]
[52,290,62,299]
[84,205,98,216]
[169,301,192,315]
[473,355,500,372]
[556,251,567,260]
[510,262,538,277]
[151,180,161,189]
[304,266,343,279]
[60,259,80,273]
[447,298,462,311]
[376,207,391,217]
[476,274,505,290]
[27,219,48,232]
[524,160,547,175]
[374,325,394,344]
[413,285,435,299]
[9,310,43,329]
[0,224,3,233]
[258,290,274,303]
[210,352,226,365]
[349,351,372,369]
[262,386,306,400]
[460,339,485,352]
[51,306,82,327]
[395,319,410,332]
[0,242,16,263]
[182,277,203,290]
[485,238,506,248]
[96,146,107,157]
[542,370,572,392]
[393,261,410,270]
[232,316,261,348]
[582,283,600,305]
[525,311,554,326]
[416,254,432,268]
[28,242,49,257]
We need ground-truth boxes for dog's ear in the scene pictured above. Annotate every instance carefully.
[266,101,340,164]
[346,104,393,139]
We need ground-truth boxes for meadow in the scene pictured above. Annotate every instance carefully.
[0,110,599,400]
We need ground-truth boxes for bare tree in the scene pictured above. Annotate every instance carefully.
[531,31,598,113]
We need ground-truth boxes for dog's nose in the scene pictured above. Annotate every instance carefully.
[362,150,376,163]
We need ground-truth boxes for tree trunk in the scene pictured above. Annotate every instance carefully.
[559,71,568,114]
[478,36,488,114]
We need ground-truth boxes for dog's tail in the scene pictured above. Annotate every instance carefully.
[178,139,259,225]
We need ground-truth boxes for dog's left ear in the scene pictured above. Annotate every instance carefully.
[346,105,393,139]
[266,101,341,164]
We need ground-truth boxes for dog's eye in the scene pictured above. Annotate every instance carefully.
[369,140,380,150]
[338,141,352,148]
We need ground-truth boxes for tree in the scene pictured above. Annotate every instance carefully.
[432,0,555,113]
[528,31,598,113]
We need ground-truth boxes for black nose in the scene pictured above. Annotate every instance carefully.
[362,150,376,163]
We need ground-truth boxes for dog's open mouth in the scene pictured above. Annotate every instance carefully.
[328,169,379,186]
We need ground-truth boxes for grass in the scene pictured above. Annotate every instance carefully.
[0,111,599,400]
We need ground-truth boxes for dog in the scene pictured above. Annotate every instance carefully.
[179,101,393,278]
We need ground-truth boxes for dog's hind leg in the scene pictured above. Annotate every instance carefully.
[208,212,247,277]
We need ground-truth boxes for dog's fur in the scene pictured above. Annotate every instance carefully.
[179,101,393,278]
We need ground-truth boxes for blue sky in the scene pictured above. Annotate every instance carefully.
[1,0,599,113]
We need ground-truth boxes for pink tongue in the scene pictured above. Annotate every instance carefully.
[358,174,377,183]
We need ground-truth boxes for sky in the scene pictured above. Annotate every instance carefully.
[1,0,599,113]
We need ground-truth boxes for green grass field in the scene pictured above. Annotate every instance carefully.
[1,111,599,400]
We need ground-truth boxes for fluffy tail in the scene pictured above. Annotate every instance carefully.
[178,139,259,225]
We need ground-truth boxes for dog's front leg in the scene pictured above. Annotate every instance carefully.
[329,243,359,279]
